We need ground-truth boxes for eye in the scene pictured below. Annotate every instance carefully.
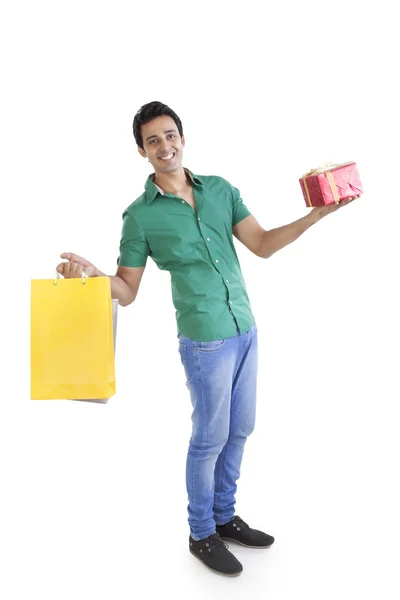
[149,139,157,144]
[167,134,176,139]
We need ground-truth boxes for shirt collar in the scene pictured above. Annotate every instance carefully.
[145,168,202,204]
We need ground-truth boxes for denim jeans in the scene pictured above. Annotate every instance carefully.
[177,322,258,540]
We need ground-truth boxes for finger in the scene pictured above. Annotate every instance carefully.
[63,262,82,278]
[72,262,84,277]
[63,261,71,277]
[56,263,65,275]
[60,252,88,265]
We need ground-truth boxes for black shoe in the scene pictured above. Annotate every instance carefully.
[216,515,275,548]
[189,532,243,576]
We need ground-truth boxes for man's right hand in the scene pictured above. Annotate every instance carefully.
[56,253,99,278]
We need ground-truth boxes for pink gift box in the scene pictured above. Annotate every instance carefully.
[299,161,363,207]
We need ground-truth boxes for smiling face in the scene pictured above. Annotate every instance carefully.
[138,115,185,175]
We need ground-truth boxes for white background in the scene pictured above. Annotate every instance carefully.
[1,0,399,598]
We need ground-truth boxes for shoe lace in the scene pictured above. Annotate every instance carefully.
[208,533,229,551]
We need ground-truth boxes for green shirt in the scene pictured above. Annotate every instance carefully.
[117,168,256,341]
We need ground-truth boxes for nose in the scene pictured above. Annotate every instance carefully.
[159,140,170,152]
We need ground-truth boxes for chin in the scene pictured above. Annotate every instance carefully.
[163,162,181,172]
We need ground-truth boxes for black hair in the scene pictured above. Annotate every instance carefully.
[132,101,184,149]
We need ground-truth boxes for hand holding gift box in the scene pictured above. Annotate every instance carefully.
[300,161,363,208]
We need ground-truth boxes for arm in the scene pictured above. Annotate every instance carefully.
[233,196,360,259]
[257,213,319,259]
[57,253,145,307]
[233,213,317,259]
[97,265,146,307]
[57,209,149,306]
[233,212,321,259]
[231,184,318,259]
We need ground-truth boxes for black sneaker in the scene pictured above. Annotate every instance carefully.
[216,515,275,548]
[189,532,243,576]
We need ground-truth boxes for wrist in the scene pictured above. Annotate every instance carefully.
[306,209,323,226]
[88,266,102,277]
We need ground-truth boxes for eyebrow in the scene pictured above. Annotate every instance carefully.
[145,129,177,142]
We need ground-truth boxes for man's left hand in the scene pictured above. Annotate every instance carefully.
[310,195,361,221]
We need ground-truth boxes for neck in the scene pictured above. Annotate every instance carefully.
[154,167,189,194]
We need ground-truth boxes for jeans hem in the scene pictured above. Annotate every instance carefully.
[190,529,216,541]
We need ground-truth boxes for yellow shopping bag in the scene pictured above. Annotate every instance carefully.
[31,274,116,400]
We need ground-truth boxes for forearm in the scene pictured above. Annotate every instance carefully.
[94,269,134,307]
[259,212,320,259]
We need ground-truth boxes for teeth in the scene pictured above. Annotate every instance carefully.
[159,153,174,161]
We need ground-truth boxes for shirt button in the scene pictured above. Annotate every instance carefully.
[229,300,233,304]
[226,279,229,283]
[198,217,200,220]
[206,237,210,241]
[215,259,219,263]
[181,200,185,203]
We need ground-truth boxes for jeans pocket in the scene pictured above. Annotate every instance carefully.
[178,343,192,385]
[195,339,226,352]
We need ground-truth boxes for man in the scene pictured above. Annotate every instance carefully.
[57,101,359,577]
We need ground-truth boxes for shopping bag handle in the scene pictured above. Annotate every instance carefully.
[54,269,89,286]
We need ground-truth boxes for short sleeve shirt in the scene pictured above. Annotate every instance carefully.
[117,169,256,341]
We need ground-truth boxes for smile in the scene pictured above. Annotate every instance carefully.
[158,152,176,162]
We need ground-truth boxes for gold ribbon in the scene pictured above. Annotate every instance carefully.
[302,162,343,178]
[302,161,354,206]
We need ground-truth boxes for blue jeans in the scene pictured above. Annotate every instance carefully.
[177,322,258,540]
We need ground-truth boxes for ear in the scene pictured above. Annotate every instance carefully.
[181,135,185,148]
[138,146,146,159]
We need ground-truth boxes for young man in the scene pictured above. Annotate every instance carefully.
[57,101,360,577]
